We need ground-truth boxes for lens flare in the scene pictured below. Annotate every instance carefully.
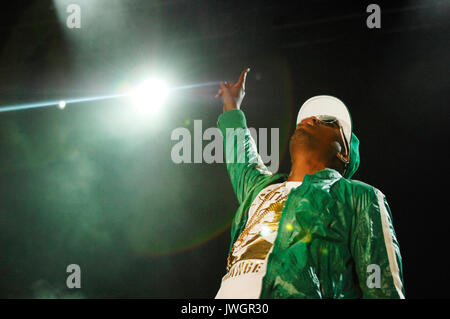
[131,79,169,115]
[0,81,222,114]
[58,101,66,109]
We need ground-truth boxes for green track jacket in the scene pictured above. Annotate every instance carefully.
[217,109,405,299]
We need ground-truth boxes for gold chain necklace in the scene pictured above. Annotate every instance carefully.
[227,183,289,271]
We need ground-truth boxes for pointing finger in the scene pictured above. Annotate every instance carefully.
[237,67,251,90]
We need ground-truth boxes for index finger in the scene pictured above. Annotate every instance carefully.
[236,67,251,89]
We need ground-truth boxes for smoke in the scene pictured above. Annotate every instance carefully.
[31,279,85,299]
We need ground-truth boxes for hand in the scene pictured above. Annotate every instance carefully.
[215,67,250,112]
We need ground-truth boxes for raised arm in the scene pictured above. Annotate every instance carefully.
[215,68,279,204]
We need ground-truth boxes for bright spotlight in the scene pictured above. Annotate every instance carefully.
[58,101,66,109]
[131,79,169,115]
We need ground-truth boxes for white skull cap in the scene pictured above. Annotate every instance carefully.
[296,95,352,147]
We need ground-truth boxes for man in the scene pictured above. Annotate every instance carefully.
[213,68,405,299]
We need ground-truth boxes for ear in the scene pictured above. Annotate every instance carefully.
[336,152,349,164]
[331,141,342,153]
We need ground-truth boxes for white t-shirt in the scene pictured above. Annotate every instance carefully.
[215,181,302,299]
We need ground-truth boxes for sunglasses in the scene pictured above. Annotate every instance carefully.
[316,115,340,127]
[315,115,349,160]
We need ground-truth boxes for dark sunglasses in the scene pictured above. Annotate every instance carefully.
[315,115,349,158]
[316,115,340,127]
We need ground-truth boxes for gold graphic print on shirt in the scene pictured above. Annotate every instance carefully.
[227,186,288,273]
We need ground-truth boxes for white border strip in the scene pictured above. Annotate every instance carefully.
[377,190,405,299]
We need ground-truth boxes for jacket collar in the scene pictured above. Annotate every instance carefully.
[302,168,343,184]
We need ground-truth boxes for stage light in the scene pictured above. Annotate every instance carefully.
[58,100,66,109]
[131,79,169,115]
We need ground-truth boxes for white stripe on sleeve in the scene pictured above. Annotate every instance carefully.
[376,190,405,299]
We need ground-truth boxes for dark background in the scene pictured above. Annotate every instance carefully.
[0,0,449,298]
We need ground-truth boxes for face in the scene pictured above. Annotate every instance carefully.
[289,116,346,162]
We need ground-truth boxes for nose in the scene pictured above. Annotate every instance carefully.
[299,116,318,126]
